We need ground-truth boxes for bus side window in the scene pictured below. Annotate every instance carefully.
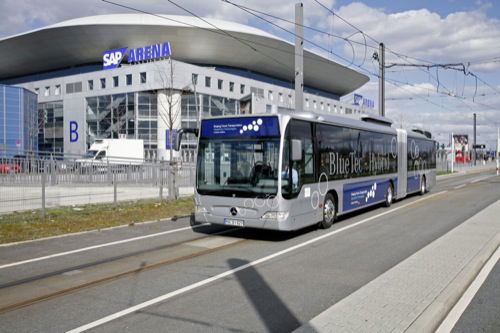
[283,120,314,197]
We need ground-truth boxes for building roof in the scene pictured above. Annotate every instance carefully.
[0,14,368,96]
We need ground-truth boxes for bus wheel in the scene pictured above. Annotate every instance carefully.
[385,183,393,207]
[320,193,336,229]
[420,176,426,195]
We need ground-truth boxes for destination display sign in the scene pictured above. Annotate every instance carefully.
[201,117,279,137]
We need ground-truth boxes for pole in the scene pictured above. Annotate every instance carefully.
[497,128,499,176]
[159,158,164,201]
[193,75,200,129]
[451,132,454,173]
[41,164,46,218]
[379,42,385,117]
[473,113,477,166]
[294,3,304,112]
[113,172,117,209]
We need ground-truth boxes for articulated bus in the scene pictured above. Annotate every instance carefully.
[176,112,436,231]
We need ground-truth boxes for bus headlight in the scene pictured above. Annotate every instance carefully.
[195,205,208,214]
[261,211,289,221]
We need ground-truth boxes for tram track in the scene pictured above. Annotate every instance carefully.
[0,228,248,314]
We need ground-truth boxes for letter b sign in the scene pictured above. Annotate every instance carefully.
[70,121,79,143]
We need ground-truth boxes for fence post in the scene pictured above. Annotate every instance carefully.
[50,154,56,186]
[107,159,111,184]
[41,162,46,218]
[113,172,117,209]
[159,158,164,201]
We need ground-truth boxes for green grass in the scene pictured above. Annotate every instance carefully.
[437,171,455,176]
[0,197,194,244]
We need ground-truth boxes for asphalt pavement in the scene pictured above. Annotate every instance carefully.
[0,169,498,332]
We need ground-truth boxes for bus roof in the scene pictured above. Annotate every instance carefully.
[202,111,433,140]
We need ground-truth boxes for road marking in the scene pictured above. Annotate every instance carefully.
[470,175,494,184]
[454,184,466,190]
[436,246,500,333]
[67,190,448,333]
[0,224,208,270]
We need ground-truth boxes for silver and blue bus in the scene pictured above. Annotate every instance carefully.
[176,112,436,231]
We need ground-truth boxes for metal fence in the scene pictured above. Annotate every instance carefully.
[0,152,195,215]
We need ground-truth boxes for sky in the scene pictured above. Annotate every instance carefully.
[1,0,499,149]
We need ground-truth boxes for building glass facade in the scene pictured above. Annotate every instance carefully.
[38,101,63,153]
[86,91,158,157]
[0,84,38,157]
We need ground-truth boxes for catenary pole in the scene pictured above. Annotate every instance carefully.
[294,3,304,112]
[379,43,385,117]
[451,132,454,173]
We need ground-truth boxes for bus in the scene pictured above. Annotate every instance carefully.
[175,112,436,231]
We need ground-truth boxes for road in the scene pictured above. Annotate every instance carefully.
[0,170,498,332]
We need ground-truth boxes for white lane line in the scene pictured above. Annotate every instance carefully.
[67,190,448,333]
[436,246,500,333]
[454,184,467,190]
[470,175,494,184]
[0,224,208,270]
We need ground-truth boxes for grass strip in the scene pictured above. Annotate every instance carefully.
[0,197,194,244]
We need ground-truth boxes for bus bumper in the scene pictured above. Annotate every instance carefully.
[194,212,294,231]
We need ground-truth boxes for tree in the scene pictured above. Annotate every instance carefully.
[155,58,181,162]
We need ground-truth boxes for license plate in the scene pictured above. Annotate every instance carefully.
[224,218,245,227]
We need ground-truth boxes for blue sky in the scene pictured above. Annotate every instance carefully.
[1,0,499,149]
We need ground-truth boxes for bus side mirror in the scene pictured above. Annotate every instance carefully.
[174,130,183,151]
[291,139,302,161]
[174,128,199,151]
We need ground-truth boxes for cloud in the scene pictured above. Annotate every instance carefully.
[329,2,500,73]
[0,0,336,39]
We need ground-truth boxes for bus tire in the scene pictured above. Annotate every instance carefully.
[385,183,393,207]
[320,193,336,229]
[420,176,426,195]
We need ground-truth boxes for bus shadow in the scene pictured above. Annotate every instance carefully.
[190,214,318,242]
[227,258,301,332]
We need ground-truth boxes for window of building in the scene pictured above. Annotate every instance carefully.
[34,88,39,94]
[305,98,309,108]
[74,82,82,93]
[88,80,94,91]
[313,100,317,109]
[140,72,147,84]
[44,86,50,97]
[218,79,223,90]
[288,94,293,105]
[113,76,119,87]
[100,78,106,89]
[320,101,324,110]
[66,82,82,94]
[87,92,139,143]
[38,101,64,153]
[279,92,283,103]
[54,85,61,96]
[327,104,331,112]
[126,74,132,86]
[229,82,234,92]
[240,84,245,94]
[268,90,273,101]
[192,73,198,85]
[205,76,211,88]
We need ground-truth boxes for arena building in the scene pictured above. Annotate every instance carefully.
[0,14,370,160]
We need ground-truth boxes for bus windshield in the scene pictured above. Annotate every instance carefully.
[197,137,280,197]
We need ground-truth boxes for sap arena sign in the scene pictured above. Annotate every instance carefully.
[102,42,171,70]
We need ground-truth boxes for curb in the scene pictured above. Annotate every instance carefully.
[437,166,496,180]
[406,233,500,332]
[0,214,193,248]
